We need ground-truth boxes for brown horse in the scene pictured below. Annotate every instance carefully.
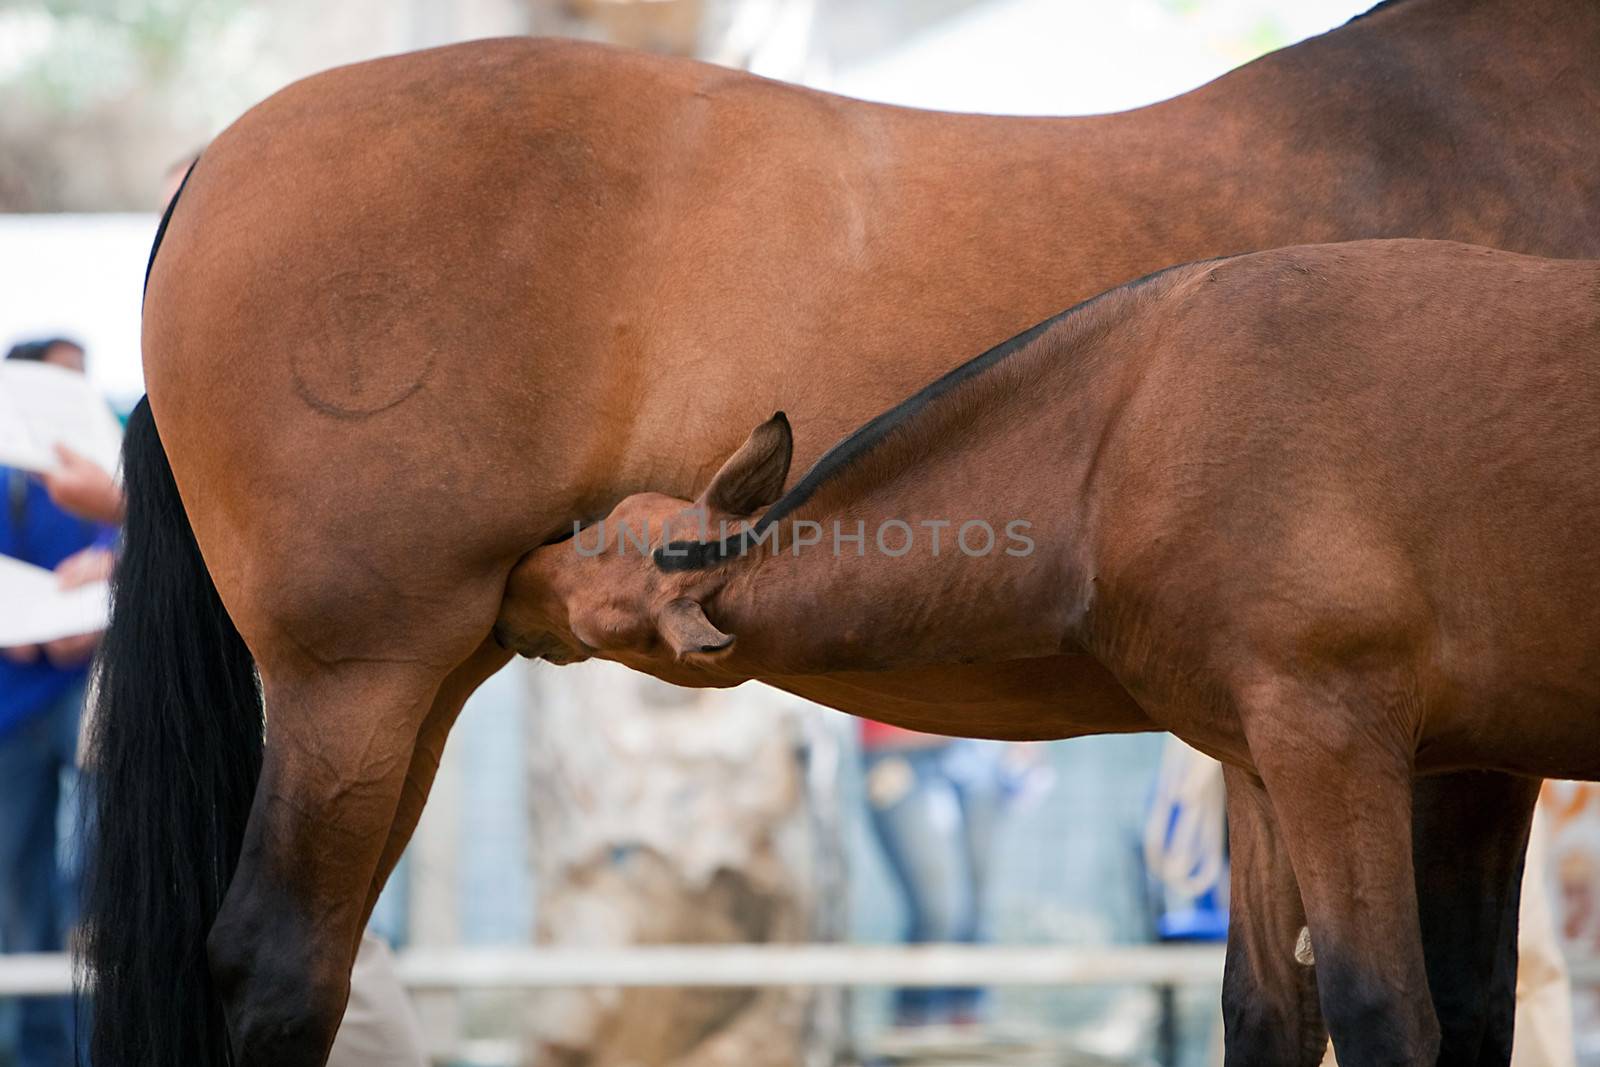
[497,239,1600,1065]
[87,1,1600,1064]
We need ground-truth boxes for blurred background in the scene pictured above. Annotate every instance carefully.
[6,2,1600,1066]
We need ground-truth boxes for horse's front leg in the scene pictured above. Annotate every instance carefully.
[1221,763,1327,1067]
[1224,769,1541,1067]
[1242,678,1439,1067]
[1412,771,1541,1066]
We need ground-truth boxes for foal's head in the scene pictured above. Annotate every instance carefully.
[496,413,793,672]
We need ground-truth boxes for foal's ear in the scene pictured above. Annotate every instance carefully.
[702,412,793,516]
[657,597,735,660]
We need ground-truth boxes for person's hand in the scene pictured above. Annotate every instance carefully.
[42,444,125,524]
[1002,740,1045,769]
[43,632,98,668]
[38,547,114,667]
[1,644,42,664]
[55,546,116,590]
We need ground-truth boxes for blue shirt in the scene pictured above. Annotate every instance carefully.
[0,467,117,741]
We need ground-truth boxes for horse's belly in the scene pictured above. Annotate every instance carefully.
[759,654,1154,741]
[1417,658,1600,780]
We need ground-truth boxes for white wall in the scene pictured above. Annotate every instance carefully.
[0,212,157,411]
[820,0,1372,114]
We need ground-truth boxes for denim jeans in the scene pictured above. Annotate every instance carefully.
[0,681,87,1067]
[863,739,1008,1026]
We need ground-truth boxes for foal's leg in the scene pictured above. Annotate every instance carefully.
[1222,770,1540,1067]
[1412,771,1541,1066]
[1245,685,1439,1066]
[206,660,446,1066]
[1221,764,1327,1067]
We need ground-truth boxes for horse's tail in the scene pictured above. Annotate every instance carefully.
[82,396,263,1067]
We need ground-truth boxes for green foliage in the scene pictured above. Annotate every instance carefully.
[1241,14,1289,55]
[0,0,245,111]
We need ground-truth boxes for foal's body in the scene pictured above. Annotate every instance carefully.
[93,0,1600,1062]
[501,239,1600,1063]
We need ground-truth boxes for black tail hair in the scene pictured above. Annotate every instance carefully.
[81,396,263,1066]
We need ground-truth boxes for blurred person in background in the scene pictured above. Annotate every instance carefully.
[860,722,1048,1030]
[1,338,116,1067]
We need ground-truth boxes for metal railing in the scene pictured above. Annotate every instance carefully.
[0,944,1228,997]
[16,944,1600,998]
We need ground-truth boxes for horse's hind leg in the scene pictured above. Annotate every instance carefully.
[206,658,448,1066]
[1412,771,1541,1066]
[1242,678,1439,1066]
[1221,764,1327,1067]
[362,637,512,919]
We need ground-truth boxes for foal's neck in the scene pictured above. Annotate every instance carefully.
[705,276,1171,677]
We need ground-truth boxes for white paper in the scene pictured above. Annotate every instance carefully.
[0,360,124,477]
[0,552,110,646]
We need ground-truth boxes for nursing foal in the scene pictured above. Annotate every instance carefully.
[498,238,1600,1065]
